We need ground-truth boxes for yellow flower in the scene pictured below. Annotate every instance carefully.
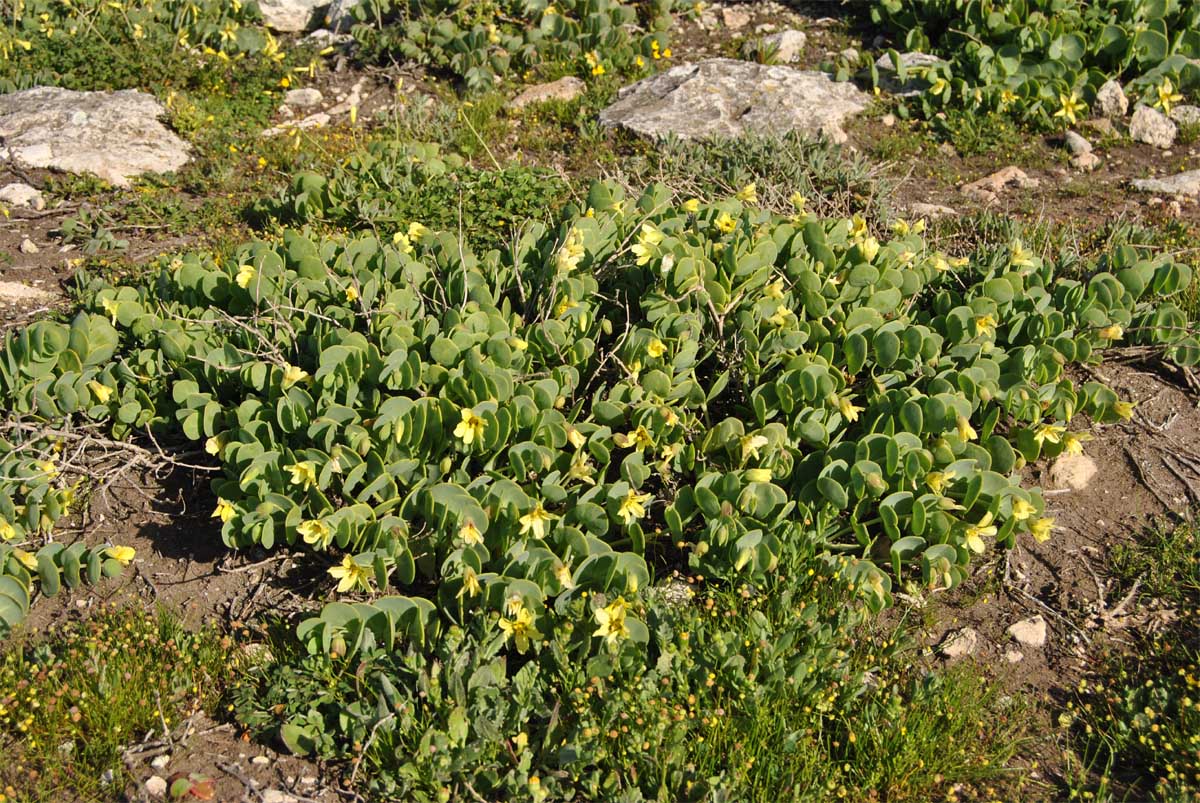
[925,471,947,495]
[859,236,880,263]
[235,264,255,289]
[454,408,486,446]
[1098,324,1123,340]
[956,415,977,442]
[345,285,359,303]
[204,434,226,457]
[555,561,575,589]
[714,212,737,234]
[12,549,37,571]
[212,498,236,523]
[297,519,333,550]
[764,279,784,300]
[1154,77,1184,116]
[566,427,587,450]
[1033,424,1065,446]
[519,502,556,540]
[615,425,654,451]
[838,395,864,423]
[593,596,630,645]
[567,453,596,485]
[1113,400,1135,420]
[36,460,58,479]
[100,297,120,324]
[329,555,373,594]
[555,226,585,272]
[458,520,484,545]
[1010,498,1036,522]
[643,338,666,359]
[975,314,997,337]
[682,198,700,213]
[848,215,868,240]
[1010,240,1036,268]
[0,518,14,541]
[1000,88,1018,107]
[1054,91,1086,126]
[1030,516,1054,543]
[407,221,428,241]
[282,364,309,388]
[741,434,769,462]
[498,603,539,653]
[630,223,664,266]
[790,192,808,216]
[106,546,135,566]
[459,567,482,598]
[1062,432,1091,456]
[736,183,758,204]
[392,231,413,254]
[964,512,997,554]
[744,468,773,483]
[287,461,318,489]
[87,381,113,403]
[618,490,652,526]
[929,77,948,96]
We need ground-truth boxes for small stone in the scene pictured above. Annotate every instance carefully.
[100,769,114,787]
[762,29,807,63]
[1007,615,1047,648]
[145,776,168,799]
[1132,169,1200,197]
[1048,453,1098,491]
[261,112,331,138]
[1094,79,1128,119]
[1071,152,1102,172]
[937,142,957,158]
[299,777,318,786]
[284,88,323,108]
[1004,649,1025,663]
[908,201,957,219]
[150,754,170,769]
[940,627,980,659]
[839,47,859,63]
[1130,104,1176,149]
[0,182,43,209]
[1080,118,1116,137]
[509,76,586,110]
[251,755,271,766]
[258,0,326,31]
[960,165,1039,203]
[721,6,751,29]
[881,113,896,127]
[1064,130,1092,154]
[19,237,38,254]
[1170,105,1200,126]
[261,792,298,803]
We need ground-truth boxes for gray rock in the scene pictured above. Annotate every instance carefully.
[839,47,860,63]
[1071,152,1102,172]
[19,237,38,254]
[0,87,189,187]
[0,182,43,209]
[1006,615,1047,648]
[940,627,980,659]
[145,776,168,799]
[1094,79,1128,119]
[510,76,586,110]
[1064,130,1092,154]
[873,51,943,97]
[1170,104,1200,126]
[960,166,1039,203]
[258,0,327,31]
[284,88,323,108]
[599,59,869,144]
[1132,169,1200,197]
[303,27,354,46]
[324,0,362,31]
[1130,104,1176,149]
[762,29,807,63]
[1048,453,1097,490]
[1004,649,1025,663]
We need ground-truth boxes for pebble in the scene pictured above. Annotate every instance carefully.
[1004,649,1025,663]
[261,792,298,803]
[940,627,980,658]
[150,754,171,769]
[1007,615,1048,648]
[1071,152,1102,172]
[252,755,272,766]
[1129,103,1177,149]
[881,113,896,127]
[1048,454,1097,491]
[284,88,323,108]
[19,237,39,254]
[721,6,751,29]
[0,182,44,209]
[145,775,168,799]
[1064,130,1092,154]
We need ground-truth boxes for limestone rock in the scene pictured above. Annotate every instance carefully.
[258,0,327,31]
[1064,130,1092,154]
[0,182,43,209]
[261,112,331,138]
[762,29,807,63]
[599,59,870,144]
[908,201,958,219]
[1169,104,1200,126]
[1004,649,1025,663]
[145,776,168,799]
[149,754,170,770]
[1132,169,1200,197]
[1071,152,1102,172]
[284,88,323,108]
[261,792,298,803]
[510,76,586,110]
[960,166,1039,203]
[940,627,980,659]
[721,6,751,30]
[0,87,189,187]
[19,238,38,254]
[1130,104,1176,149]
[1094,79,1128,119]
[0,282,54,305]
[1006,615,1047,648]
[873,51,943,96]
[323,0,362,31]
[1048,453,1097,491]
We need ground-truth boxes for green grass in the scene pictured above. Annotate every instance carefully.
[0,604,230,803]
